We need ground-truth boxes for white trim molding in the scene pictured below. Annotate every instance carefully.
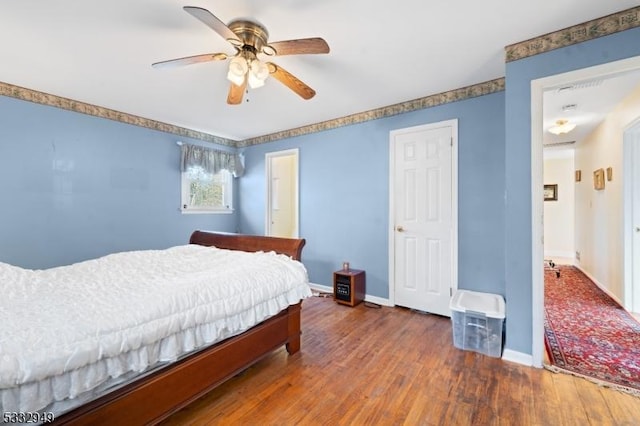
[308,283,392,307]
[543,250,575,260]
[530,55,640,369]
[575,265,624,307]
[623,117,640,312]
[308,283,332,294]
[502,349,535,367]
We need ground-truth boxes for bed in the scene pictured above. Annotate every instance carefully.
[0,230,309,425]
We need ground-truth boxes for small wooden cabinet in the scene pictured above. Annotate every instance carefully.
[333,269,365,307]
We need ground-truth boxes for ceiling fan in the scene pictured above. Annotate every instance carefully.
[152,6,330,105]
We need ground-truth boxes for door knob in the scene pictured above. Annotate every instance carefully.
[636,227,640,232]
[396,226,404,232]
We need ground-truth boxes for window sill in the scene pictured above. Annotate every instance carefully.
[180,208,234,215]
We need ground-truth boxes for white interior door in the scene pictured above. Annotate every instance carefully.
[266,149,299,238]
[390,121,457,316]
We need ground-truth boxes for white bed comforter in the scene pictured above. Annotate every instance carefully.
[0,244,311,412]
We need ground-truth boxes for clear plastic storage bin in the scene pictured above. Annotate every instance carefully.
[450,290,505,358]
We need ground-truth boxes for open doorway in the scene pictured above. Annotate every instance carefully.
[532,56,640,367]
[542,148,575,267]
[265,149,299,238]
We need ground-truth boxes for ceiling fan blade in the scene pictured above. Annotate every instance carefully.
[267,62,316,100]
[152,53,228,69]
[183,6,241,46]
[227,77,247,105]
[266,38,329,56]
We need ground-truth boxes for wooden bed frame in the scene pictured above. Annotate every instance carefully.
[55,230,306,425]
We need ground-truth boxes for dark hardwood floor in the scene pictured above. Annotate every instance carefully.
[162,295,640,425]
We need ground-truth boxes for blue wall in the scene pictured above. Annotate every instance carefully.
[3,19,639,360]
[0,96,237,269]
[505,27,640,354]
[239,92,506,300]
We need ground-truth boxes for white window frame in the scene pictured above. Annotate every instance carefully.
[180,166,234,214]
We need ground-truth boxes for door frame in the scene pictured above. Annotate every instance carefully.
[530,55,640,368]
[388,119,459,306]
[624,117,640,312]
[265,148,299,238]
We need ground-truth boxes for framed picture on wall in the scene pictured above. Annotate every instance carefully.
[593,168,605,190]
[544,184,558,201]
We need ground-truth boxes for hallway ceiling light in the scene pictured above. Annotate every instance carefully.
[548,119,577,135]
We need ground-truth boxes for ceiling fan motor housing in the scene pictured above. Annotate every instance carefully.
[228,20,269,53]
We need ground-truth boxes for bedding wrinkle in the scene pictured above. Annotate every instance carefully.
[0,245,311,413]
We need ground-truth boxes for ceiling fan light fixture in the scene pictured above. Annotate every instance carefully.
[247,60,269,88]
[548,119,577,135]
[248,72,265,89]
[227,56,248,86]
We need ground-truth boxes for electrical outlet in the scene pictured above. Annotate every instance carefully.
[575,251,581,261]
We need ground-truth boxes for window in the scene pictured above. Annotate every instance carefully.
[179,142,243,214]
[181,166,233,213]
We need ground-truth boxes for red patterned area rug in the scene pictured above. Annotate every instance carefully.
[544,265,640,395]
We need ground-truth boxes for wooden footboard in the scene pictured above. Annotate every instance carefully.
[54,231,307,425]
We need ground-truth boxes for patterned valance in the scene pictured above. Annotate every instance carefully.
[180,143,244,177]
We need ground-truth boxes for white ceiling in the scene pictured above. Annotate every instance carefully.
[1,1,639,141]
[543,70,640,151]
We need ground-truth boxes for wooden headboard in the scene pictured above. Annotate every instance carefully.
[189,230,306,261]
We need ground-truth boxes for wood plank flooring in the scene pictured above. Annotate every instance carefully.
[161,295,640,425]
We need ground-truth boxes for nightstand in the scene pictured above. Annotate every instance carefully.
[333,269,365,307]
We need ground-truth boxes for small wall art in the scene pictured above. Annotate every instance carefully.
[544,184,558,201]
[606,167,613,181]
[593,168,605,190]
[575,170,581,182]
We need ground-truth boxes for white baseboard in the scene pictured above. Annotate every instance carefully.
[543,250,575,260]
[502,349,535,367]
[308,283,392,306]
[365,294,393,307]
[574,265,624,306]
[308,282,332,294]
[311,282,536,365]
[311,281,542,368]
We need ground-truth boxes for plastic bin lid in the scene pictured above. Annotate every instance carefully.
[450,290,505,319]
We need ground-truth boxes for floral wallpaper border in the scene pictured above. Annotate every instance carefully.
[238,78,505,147]
[505,6,640,62]
[1,78,504,149]
[0,81,236,147]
